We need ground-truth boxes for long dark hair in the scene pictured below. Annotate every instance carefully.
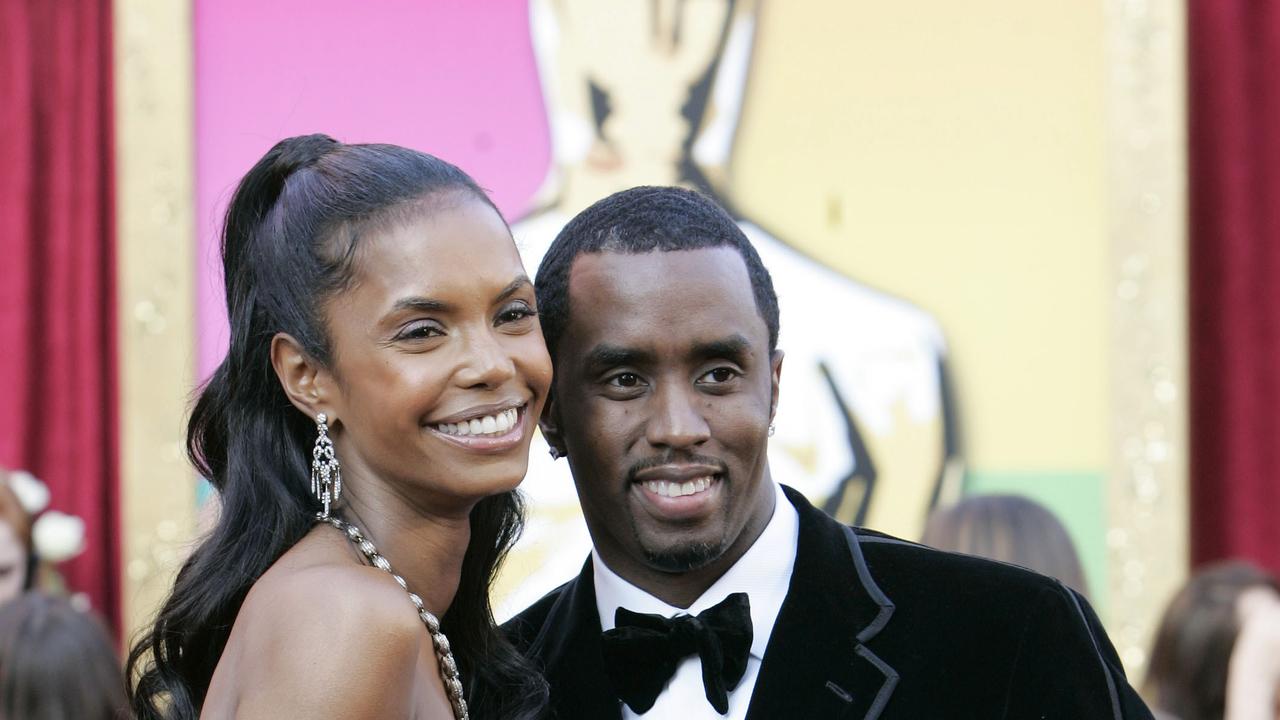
[1143,561,1280,720]
[920,494,1091,600]
[0,592,129,720]
[126,135,547,719]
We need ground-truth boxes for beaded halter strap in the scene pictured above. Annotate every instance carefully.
[319,514,470,720]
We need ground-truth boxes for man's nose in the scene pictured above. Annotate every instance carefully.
[645,382,711,450]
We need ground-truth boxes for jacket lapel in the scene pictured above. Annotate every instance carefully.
[744,487,900,720]
[526,560,623,720]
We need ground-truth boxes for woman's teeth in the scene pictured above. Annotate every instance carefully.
[435,408,519,437]
[643,476,715,498]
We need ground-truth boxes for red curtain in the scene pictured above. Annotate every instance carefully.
[1188,0,1280,575]
[0,0,119,626]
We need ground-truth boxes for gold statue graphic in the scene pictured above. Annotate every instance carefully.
[499,0,963,615]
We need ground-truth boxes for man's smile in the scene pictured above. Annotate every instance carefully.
[631,468,726,522]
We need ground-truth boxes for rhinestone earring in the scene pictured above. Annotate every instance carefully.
[312,413,342,517]
[768,423,776,437]
[548,445,564,460]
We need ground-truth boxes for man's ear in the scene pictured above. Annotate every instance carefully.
[270,332,336,420]
[769,349,785,423]
[539,389,567,458]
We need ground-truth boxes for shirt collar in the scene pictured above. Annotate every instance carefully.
[593,481,799,660]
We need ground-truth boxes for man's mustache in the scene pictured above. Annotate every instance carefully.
[625,454,729,483]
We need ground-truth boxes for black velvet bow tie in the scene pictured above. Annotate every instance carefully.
[600,592,753,714]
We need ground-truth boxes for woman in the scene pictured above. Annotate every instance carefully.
[0,592,129,720]
[0,468,85,603]
[127,135,552,719]
[0,476,34,603]
[1145,561,1280,720]
[920,493,1091,600]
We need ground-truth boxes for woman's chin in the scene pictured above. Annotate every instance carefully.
[437,459,531,506]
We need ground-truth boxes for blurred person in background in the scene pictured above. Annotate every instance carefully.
[0,476,35,603]
[1145,561,1280,720]
[0,468,86,604]
[920,493,1090,599]
[0,591,129,720]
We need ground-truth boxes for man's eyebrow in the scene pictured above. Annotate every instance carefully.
[583,344,654,371]
[692,334,752,361]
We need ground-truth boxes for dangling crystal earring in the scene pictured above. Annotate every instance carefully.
[768,423,776,437]
[548,445,564,460]
[312,413,342,518]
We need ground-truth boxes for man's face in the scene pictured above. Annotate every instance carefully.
[546,247,780,589]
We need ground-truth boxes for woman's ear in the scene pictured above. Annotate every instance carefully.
[270,332,335,419]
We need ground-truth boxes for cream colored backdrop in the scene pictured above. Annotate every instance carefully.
[735,2,1109,479]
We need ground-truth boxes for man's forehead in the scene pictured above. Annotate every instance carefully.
[559,247,765,352]
[565,246,753,301]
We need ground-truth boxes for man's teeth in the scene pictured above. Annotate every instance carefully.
[435,408,519,437]
[642,477,715,498]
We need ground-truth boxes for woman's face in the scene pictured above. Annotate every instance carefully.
[0,522,26,602]
[0,480,29,602]
[321,194,552,514]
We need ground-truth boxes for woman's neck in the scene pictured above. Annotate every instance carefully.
[337,480,472,618]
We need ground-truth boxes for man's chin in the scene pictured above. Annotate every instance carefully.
[641,540,726,573]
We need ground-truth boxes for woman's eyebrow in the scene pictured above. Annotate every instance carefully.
[388,296,450,315]
[494,275,533,303]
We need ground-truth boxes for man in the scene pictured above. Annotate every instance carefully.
[506,186,1153,719]
[504,0,962,614]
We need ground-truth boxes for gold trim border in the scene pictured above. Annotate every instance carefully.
[114,0,198,641]
[1104,0,1188,681]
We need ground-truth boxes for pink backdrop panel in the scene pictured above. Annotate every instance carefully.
[195,0,549,378]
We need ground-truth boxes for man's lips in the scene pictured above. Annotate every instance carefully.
[631,463,723,484]
[631,463,726,509]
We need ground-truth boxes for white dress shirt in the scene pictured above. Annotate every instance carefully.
[593,481,800,719]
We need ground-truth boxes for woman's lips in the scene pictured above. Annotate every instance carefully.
[426,404,529,453]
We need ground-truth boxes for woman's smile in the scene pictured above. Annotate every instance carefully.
[427,401,533,453]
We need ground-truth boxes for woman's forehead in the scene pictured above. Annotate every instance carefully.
[349,199,523,300]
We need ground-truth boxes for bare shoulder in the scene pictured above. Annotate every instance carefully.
[216,536,437,719]
[250,557,426,651]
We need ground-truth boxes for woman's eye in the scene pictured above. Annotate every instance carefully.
[700,367,739,384]
[497,302,537,325]
[395,323,443,341]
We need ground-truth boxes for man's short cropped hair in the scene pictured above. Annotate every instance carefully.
[535,186,780,360]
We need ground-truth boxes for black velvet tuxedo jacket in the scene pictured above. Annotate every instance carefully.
[505,486,1154,719]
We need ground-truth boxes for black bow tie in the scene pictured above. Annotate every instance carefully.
[600,592,753,714]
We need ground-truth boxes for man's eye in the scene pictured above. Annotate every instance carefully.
[699,367,738,383]
[608,372,644,388]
